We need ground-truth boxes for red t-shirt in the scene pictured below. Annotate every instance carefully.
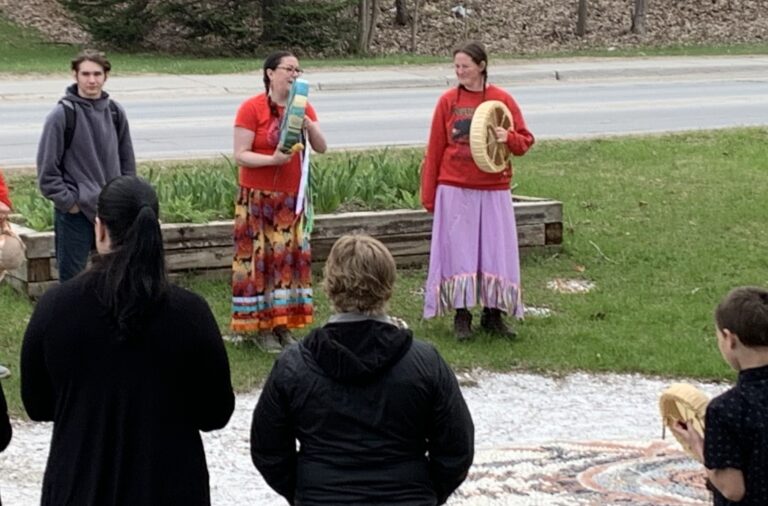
[234,93,318,193]
[0,171,11,209]
[420,85,535,212]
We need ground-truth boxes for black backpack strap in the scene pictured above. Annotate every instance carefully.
[108,99,122,135]
[58,98,122,155]
[59,99,76,151]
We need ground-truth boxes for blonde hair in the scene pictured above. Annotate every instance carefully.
[323,234,396,315]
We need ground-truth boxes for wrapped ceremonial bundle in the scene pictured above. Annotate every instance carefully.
[278,78,310,154]
[659,383,709,458]
[0,224,25,280]
[469,100,514,174]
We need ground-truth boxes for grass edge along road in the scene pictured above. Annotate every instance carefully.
[1,14,768,75]
[3,127,767,416]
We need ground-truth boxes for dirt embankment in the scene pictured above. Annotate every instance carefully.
[1,0,765,56]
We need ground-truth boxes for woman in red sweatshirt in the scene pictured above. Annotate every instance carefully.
[420,42,535,341]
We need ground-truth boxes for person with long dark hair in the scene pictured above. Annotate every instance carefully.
[21,175,234,506]
[421,41,535,340]
[231,50,327,352]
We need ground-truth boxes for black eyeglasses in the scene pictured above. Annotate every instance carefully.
[276,65,304,75]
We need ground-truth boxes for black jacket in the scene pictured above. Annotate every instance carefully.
[0,382,9,506]
[251,316,474,505]
[21,271,235,506]
[0,383,10,453]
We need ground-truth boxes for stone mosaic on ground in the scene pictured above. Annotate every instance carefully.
[454,442,707,505]
[0,371,726,505]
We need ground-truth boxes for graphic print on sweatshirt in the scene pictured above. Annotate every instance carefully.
[450,105,475,163]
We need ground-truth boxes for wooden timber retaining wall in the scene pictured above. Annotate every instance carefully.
[6,195,562,298]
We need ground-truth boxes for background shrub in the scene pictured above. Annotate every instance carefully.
[156,0,261,56]
[260,0,358,56]
[58,0,359,56]
[58,0,155,49]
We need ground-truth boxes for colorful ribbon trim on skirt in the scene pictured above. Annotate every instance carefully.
[230,188,313,333]
[435,272,522,317]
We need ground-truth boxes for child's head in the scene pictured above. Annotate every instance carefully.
[323,234,396,316]
[715,287,768,348]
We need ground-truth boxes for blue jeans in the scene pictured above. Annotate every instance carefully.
[54,209,94,282]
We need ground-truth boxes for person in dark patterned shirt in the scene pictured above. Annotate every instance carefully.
[673,286,768,505]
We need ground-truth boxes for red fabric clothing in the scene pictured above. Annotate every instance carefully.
[420,85,534,212]
[0,170,12,209]
[234,93,318,193]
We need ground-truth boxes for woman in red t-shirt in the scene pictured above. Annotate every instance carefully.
[231,51,327,352]
[420,42,535,341]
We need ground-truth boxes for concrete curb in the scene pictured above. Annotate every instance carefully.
[314,77,450,91]
[1,57,767,101]
[524,63,768,82]
[314,62,768,90]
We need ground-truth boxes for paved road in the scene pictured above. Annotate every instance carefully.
[1,55,767,168]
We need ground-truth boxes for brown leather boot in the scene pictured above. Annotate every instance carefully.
[481,307,517,338]
[454,308,473,341]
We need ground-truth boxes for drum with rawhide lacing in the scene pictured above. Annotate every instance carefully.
[469,100,514,174]
[659,383,709,459]
[0,220,24,281]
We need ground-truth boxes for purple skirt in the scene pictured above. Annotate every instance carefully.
[424,185,523,319]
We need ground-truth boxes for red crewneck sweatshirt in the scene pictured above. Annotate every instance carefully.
[420,84,534,212]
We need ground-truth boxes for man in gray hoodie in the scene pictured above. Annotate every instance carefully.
[36,49,135,282]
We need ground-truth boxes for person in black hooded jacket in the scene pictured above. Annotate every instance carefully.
[251,234,474,505]
[0,380,11,506]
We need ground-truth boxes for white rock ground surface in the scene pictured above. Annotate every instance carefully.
[0,371,728,505]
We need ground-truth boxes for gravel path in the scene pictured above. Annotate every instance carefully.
[0,371,728,505]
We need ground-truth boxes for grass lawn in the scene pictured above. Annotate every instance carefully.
[2,128,767,416]
[1,13,767,75]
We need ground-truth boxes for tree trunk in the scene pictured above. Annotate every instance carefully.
[631,0,647,35]
[357,0,379,54]
[366,0,379,49]
[358,0,370,53]
[576,0,588,37]
[395,0,410,25]
[410,0,421,52]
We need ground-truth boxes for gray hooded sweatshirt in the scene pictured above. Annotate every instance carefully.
[36,83,136,222]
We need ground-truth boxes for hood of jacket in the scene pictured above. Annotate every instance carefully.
[301,314,413,383]
[65,83,111,108]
